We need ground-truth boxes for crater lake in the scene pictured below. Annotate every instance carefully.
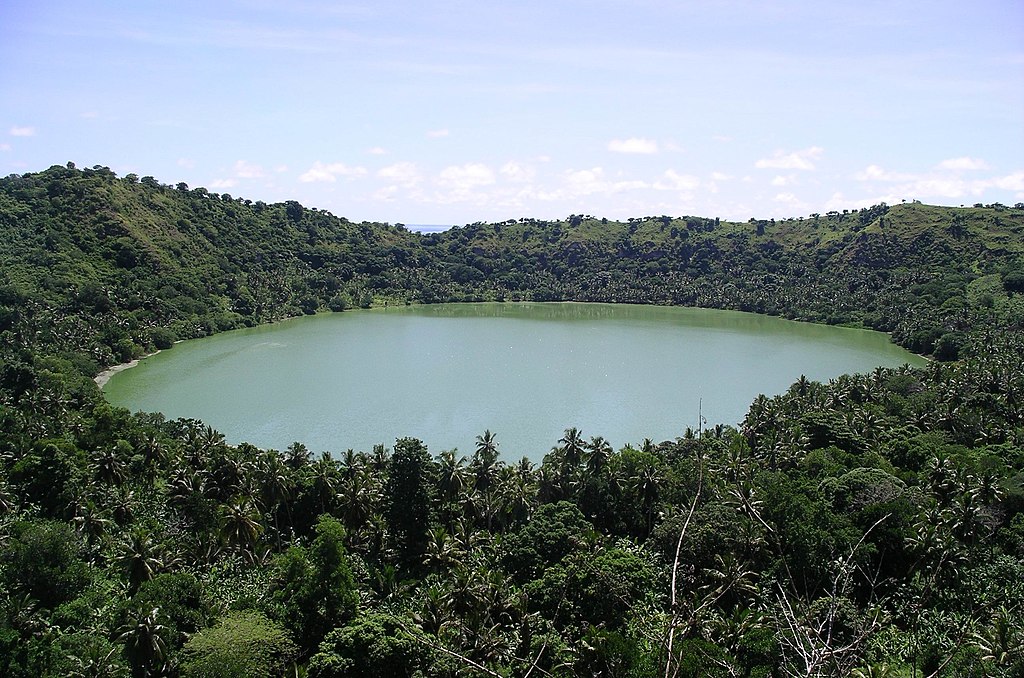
[102,302,927,461]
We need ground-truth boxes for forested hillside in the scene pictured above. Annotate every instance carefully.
[1,163,1023,676]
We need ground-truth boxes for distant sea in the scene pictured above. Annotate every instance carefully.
[407,224,455,233]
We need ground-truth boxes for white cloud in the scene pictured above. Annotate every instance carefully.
[824,192,895,212]
[565,168,607,195]
[654,169,700,192]
[773,192,808,209]
[500,161,535,183]
[9,126,35,137]
[299,161,367,183]
[378,162,421,186]
[990,171,1024,192]
[177,158,195,169]
[771,175,791,187]
[298,165,335,183]
[908,177,971,198]
[430,180,498,207]
[438,163,496,190]
[0,143,10,152]
[705,171,731,194]
[210,178,237,189]
[856,162,1024,200]
[233,160,265,179]
[616,179,650,191]
[854,164,923,183]
[427,128,449,138]
[937,157,989,171]
[558,167,648,197]
[367,147,387,155]
[373,185,400,202]
[856,164,896,181]
[755,146,823,171]
[608,137,659,154]
[854,162,1014,201]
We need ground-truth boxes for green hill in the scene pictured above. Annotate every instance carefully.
[1,162,1023,677]
[2,163,1022,373]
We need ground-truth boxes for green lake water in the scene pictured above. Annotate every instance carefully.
[103,302,927,461]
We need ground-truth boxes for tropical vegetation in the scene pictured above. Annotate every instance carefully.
[1,163,1023,676]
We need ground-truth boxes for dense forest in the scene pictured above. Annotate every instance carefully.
[1,163,1023,676]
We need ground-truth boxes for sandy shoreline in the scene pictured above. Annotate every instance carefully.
[94,350,160,388]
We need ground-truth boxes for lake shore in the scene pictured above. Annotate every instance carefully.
[94,350,160,388]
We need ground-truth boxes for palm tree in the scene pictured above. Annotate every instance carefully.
[167,465,202,513]
[437,449,469,503]
[114,528,164,593]
[200,424,226,454]
[66,641,127,678]
[206,449,245,502]
[137,431,166,480]
[474,429,499,463]
[311,451,339,515]
[92,446,127,485]
[424,525,463,572]
[631,463,662,535]
[584,436,613,478]
[473,487,503,531]
[370,443,391,473]
[337,468,379,534]
[496,466,536,528]
[559,427,586,471]
[285,441,311,470]
[115,607,167,678]
[5,592,48,637]
[257,453,295,547]
[535,464,563,504]
[417,584,455,636]
[793,374,811,397]
[974,606,1023,668]
[472,430,500,492]
[338,448,362,480]
[220,498,263,556]
[72,498,112,547]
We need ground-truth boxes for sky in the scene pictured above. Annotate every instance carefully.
[1,1,1022,226]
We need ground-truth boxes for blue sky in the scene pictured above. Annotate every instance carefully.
[1,1,1022,225]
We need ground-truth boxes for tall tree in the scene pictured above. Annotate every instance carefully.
[267,515,358,657]
[385,437,434,569]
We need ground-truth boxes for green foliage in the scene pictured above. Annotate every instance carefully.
[127,573,214,655]
[502,500,595,581]
[1,165,1023,676]
[385,437,434,569]
[265,515,358,655]
[572,627,652,678]
[179,610,297,678]
[527,545,660,630]
[9,439,88,517]
[0,519,92,609]
[307,612,433,678]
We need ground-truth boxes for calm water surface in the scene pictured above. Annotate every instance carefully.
[104,303,926,461]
